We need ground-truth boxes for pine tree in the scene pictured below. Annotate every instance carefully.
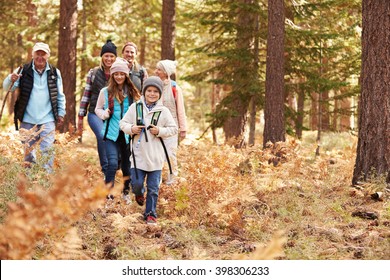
[353,0,390,185]
[184,0,266,146]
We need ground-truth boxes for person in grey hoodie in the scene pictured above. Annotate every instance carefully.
[120,76,177,224]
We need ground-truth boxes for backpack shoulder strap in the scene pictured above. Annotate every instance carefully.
[103,89,113,140]
[171,80,177,99]
[91,66,100,83]
[150,109,172,175]
[139,68,144,89]
[136,101,144,126]
[151,111,162,126]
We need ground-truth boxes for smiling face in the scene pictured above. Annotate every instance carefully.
[33,50,49,71]
[122,45,137,66]
[113,72,126,86]
[144,86,161,105]
[102,53,116,68]
[154,66,168,80]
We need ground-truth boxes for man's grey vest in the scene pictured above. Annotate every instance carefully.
[129,62,145,92]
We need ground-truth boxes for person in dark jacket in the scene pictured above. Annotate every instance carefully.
[2,42,66,172]
[77,40,117,175]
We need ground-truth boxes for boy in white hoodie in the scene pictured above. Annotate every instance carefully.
[120,76,177,224]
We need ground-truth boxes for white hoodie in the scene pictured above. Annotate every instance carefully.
[120,96,177,172]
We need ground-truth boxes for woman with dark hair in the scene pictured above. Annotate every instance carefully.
[95,58,141,204]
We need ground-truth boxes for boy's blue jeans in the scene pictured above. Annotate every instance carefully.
[130,168,161,219]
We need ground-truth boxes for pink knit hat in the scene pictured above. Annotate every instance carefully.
[110,58,129,75]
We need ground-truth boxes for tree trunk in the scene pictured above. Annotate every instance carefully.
[263,0,285,148]
[296,90,304,139]
[319,50,330,132]
[320,90,330,131]
[332,96,338,131]
[310,92,318,130]
[161,0,175,60]
[223,99,248,147]
[248,13,260,146]
[80,3,87,85]
[57,0,78,133]
[353,1,390,185]
[339,96,351,131]
[248,97,256,146]
[211,72,221,144]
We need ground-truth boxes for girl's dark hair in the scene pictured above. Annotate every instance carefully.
[107,75,141,103]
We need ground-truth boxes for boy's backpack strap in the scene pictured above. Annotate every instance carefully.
[160,138,173,175]
[136,101,144,126]
[150,110,172,175]
[151,111,161,126]
[131,137,139,180]
[135,101,148,143]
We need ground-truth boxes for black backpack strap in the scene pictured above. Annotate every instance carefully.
[136,101,148,142]
[131,137,139,180]
[151,110,172,175]
[103,95,114,141]
[103,116,111,141]
[151,111,161,126]
[136,101,143,126]
[133,101,144,180]
[160,138,173,175]
[139,68,144,90]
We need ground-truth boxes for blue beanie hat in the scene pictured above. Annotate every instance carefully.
[100,40,117,56]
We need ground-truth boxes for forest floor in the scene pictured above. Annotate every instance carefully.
[0,125,389,260]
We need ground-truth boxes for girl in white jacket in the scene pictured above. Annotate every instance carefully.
[120,76,177,224]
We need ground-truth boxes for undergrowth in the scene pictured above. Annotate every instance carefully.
[0,128,389,260]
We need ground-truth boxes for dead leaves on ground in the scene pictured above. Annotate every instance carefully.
[1,130,389,260]
[0,164,106,259]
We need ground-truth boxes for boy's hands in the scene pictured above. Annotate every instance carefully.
[132,125,145,134]
[147,124,159,135]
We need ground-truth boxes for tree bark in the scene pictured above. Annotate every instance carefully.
[161,0,175,60]
[310,92,318,130]
[248,13,260,146]
[296,91,304,139]
[57,0,78,133]
[353,1,390,185]
[339,96,351,131]
[263,0,286,148]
